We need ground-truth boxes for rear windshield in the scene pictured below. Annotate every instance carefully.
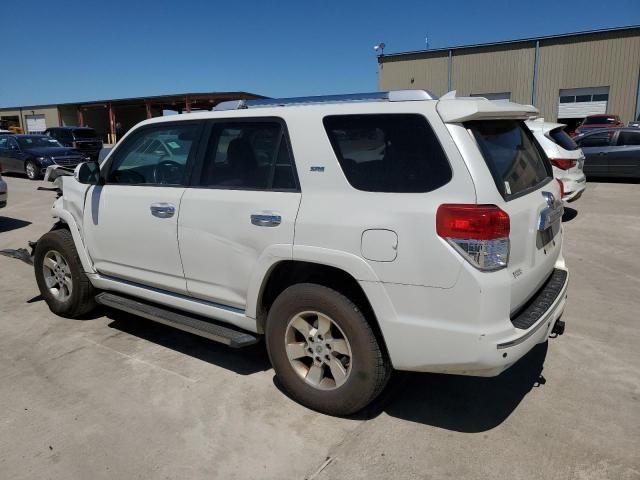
[583,116,617,125]
[549,127,579,151]
[323,114,452,193]
[466,120,551,199]
[72,128,98,139]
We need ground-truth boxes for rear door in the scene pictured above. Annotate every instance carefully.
[178,118,301,310]
[611,130,640,177]
[465,120,563,313]
[577,131,614,176]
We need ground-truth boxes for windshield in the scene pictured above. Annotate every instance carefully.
[72,128,98,139]
[466,120,551,199]
[17,136,62,149]
[549,127,579,151]
[583,116,617,125]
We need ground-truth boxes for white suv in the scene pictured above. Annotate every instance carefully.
[526,119,586,202]
[34,91,568,415]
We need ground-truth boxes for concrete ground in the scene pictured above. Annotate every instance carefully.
[0,174,638,480]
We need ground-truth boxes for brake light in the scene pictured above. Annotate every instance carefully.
[436,204,510,271]
[549,158,577,170]
[557,178,565,198]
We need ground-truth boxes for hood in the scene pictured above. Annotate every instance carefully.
[24,146,84,157]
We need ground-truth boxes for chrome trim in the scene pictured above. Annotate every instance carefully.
[251,214,281,227]
[150,202,175,218]
[538,191,564,231]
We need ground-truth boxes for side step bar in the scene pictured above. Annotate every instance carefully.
[95,292,260,348]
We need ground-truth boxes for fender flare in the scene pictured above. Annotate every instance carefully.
[50,204,96,274]
[244,244,382,320]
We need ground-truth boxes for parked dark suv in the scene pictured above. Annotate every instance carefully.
[45,127,103,160]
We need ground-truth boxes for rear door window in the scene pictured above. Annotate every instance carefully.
[323,114,452,193]
[549,127,578,151]
[616,131,640,146]
[465,120,551,199]
[577,131,614,148]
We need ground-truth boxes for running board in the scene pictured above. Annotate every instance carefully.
[95,292,259,348]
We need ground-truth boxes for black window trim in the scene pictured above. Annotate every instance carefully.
[466,119,553,202]
[188,116,301,193]
[322,112,454,194]
[101,119,205,188]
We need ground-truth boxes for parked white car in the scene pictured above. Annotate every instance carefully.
[33,91,568,415]
[526,119,586,202]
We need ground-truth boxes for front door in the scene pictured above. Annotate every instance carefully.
[178,119,301,310]
[610,130,640,177]
[83,121,203,294]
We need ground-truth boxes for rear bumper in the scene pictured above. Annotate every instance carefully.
[360,266,569,377]
[561,174,586,202]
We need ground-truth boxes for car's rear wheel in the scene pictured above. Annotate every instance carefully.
[25,160,40,180]
[34,229,96,317]
[266,283,390,415]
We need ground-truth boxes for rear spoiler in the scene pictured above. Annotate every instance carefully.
[436,90,538,123]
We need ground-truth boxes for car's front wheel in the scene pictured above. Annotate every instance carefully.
[266,283,390,416]
[25,160,40,180]
[34,229,97,317]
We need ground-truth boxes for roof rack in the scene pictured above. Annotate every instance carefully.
[213,89,437,111]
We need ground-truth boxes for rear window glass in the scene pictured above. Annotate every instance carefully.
[583,116,617,125]
[466,120,551,199]
[576,131,613,148]
[72,128,98,139]
[323,114,452,193]
[549,127,579,151]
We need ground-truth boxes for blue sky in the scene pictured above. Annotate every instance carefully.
[1,0,638,107]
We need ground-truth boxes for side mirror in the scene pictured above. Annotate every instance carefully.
[74,161,102,185]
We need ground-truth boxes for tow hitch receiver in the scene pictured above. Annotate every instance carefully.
[551,319,565,336]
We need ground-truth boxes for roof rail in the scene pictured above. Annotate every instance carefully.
[214,89,437,111]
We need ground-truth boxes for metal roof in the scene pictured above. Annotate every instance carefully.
[0,91,266,111]
[378,24,640,60]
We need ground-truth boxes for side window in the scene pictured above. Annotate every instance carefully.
[323,114,452,193]
[577,132,613,148]
[0,137,8,149]
[617,131,640,146]
[200,120,297,190]
[107,123,200,185]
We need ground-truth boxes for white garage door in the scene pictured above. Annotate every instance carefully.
[558,87,609,118]
[471,92,511,102]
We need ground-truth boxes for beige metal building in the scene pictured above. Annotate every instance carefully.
[378,25,640,128]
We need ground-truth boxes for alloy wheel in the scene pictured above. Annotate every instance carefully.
[284,311,352,390]
[42,250,73,302]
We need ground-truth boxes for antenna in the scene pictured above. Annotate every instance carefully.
[373,42,386,55]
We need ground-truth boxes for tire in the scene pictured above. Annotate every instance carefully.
[266,283,391,416]
[34,229,96,318]
[25,160,40,180]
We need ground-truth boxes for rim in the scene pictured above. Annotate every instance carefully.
[42,250,72,302]
[284,311,352,391]
[26,162,36,179]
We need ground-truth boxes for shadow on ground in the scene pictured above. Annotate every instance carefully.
[104,308,271,376]
[381,342,548,432]
[94,305,547,429]
[0,217,32,233]
[562,207,578,222]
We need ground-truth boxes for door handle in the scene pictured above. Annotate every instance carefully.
[150,202,176,218]
[251,213,281,227]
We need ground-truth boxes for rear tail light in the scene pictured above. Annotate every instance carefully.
[549,158,577,170]
[557,178,565,198]
[436,204,510,271]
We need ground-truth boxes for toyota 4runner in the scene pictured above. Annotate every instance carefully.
[33,90,568,415]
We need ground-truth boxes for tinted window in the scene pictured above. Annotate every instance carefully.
[72,128,98,139]
[577,131,613,148]
[549,127,579,151]
[559,96,575,103]
[583,116,618,125]
[592,94,609,101]
[323,114,451,193]
[617,131,640,146]
[200,121,297,190]
[576,95,591,102]
[466,120,550,199]
[0,136,8,149]
[107,123,199,185]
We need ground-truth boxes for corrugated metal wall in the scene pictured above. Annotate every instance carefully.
[452,44,535,105]
[379,28,640,124]
[379,52,449,96]
[536,30,640,123]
